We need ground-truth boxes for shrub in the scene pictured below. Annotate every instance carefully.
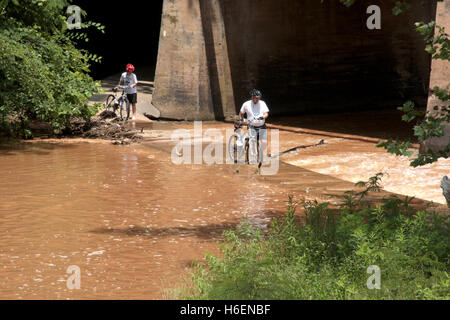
[179,174,450,300]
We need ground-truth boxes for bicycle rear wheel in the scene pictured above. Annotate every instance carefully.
[105,95,116,112]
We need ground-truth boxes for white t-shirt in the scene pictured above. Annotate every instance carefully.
[120,72,138,94]
[240,100,270,127]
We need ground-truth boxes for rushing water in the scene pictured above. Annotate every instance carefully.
[282,137,450,205]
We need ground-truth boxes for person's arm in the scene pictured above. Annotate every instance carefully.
[130,74,138,88]
[258,102,270,120]
[115,75,124,90]
[239,103,246,120]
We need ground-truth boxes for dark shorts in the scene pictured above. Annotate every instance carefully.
[127,93,137,104]
[249,124,268,141]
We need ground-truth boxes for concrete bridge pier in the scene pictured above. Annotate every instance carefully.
[152,0,235,121]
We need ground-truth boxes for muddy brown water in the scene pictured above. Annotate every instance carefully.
[0,141,289,299]
[0,116,448,300]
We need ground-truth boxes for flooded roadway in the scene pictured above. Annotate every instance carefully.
[0,112,449,299]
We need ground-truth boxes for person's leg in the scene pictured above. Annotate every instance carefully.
[249,126,258,150]
[258,126,268,162]
[128,94,137,120]
[133,93,138,120]
[132,104,137,120]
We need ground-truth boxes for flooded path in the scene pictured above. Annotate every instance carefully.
[0,111,448,299]
[0,141,288,299]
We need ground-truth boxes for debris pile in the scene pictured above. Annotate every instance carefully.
[69,111,143,145]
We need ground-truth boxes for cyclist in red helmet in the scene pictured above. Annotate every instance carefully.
[115,64,138,120]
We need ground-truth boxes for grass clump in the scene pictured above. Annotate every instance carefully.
[180,174,450,300]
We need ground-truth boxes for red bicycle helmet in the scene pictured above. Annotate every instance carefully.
[126,64,135,72]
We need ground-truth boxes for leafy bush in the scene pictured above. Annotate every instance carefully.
[0,0,102,137]
[179,174,450,300]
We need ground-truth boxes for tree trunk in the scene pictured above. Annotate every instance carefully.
[441,176,450,207]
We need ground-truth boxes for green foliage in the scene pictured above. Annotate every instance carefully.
[416,21,449,61]
[376,139,414,158]
[0,0,69,34]
[178,175,450,300]
[377,98,450,167]
[392,1,411,16]
[0,0,103,137]
[337,0,355,7]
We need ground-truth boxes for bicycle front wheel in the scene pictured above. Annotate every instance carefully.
[120,99,130,121]
[228,134,245,164]
[126,101,130,121]
[119,99,125,121]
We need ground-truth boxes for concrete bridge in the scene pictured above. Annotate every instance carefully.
[150,0,449,149]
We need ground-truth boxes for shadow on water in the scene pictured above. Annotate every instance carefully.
[0,139,82,156]
[90,210,285,240]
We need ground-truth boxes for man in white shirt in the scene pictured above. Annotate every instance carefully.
[115,64,138,121]
[239,89,270,159]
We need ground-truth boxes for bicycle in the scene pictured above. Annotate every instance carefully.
[228,118,264,165]
[104,85,131,121]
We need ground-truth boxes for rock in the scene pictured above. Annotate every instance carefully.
[441,176,450,207]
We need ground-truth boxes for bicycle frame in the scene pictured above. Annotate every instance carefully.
[115,86,130,121]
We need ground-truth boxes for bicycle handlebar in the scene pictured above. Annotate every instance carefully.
[236,117,265,127]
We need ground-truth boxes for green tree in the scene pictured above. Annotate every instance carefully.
[0,0,104,137]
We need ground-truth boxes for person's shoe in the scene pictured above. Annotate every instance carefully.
[131,116,136,121]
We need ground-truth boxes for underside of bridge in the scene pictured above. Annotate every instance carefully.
[152,0,442,122]
[77,0,163,80]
